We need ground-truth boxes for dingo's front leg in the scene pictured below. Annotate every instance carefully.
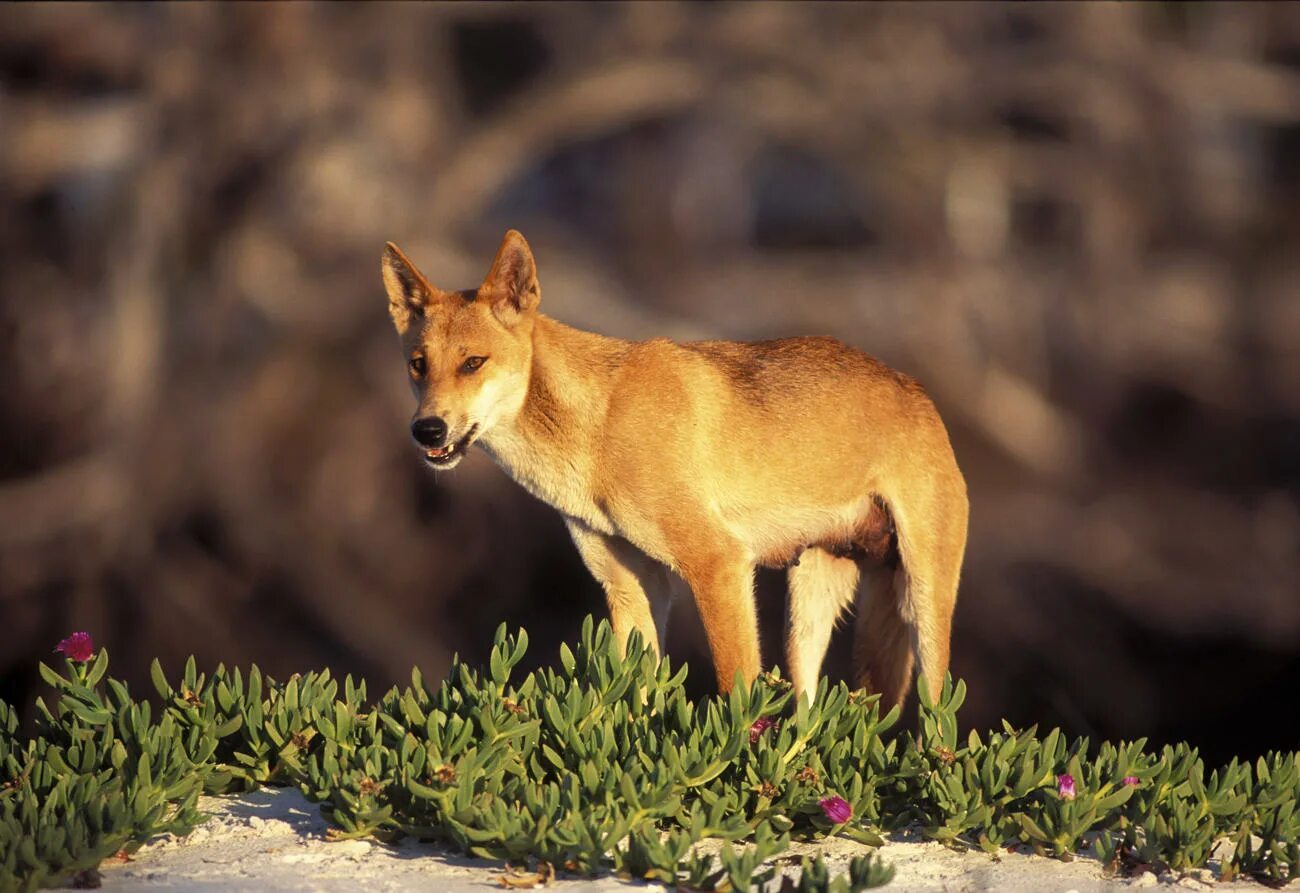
[566,520,673,656]
[676,550,760,693]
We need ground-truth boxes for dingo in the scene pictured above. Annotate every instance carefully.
[382,230,968,708]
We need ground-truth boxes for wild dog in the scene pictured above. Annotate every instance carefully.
[382,230,968,709]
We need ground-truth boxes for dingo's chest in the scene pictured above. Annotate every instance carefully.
[480,436,618,536]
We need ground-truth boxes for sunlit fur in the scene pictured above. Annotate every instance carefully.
[382,231,969,709]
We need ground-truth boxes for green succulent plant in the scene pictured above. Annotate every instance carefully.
[3,618,1298,892]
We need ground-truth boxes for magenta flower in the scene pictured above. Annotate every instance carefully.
[1122,776,1140,787]
[1057,774,1076,801]
[819,796,852,824]
[55,632,95,663]
[749,717,775,745]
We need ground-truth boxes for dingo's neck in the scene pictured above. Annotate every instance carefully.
[480,315,629,532]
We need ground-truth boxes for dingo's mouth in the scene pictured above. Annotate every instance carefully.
[423,424,478,470]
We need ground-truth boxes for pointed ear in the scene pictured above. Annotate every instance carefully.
[382,242,433,334]
[480,230,539,325]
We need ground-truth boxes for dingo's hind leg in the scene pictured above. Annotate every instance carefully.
[787,548,859,703]
[853,565,914,711]
[865,479,967,708]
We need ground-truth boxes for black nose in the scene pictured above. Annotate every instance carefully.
[411,416,448,448]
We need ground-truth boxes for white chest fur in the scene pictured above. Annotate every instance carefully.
[480,431,617,536]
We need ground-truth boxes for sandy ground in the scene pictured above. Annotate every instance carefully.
[97,787,1295,893]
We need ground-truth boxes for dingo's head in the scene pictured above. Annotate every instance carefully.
[382,230,539,470]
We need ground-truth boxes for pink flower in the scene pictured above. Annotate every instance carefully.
[1122,776,1139,787]
[819,796,852,824]
[1057,774,1076,800]
[749,717,775,745]
[55,632,95,662]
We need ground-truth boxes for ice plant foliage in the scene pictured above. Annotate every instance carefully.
[2,617,1299,893]
[820,796,853,824]
[53,632,94,662]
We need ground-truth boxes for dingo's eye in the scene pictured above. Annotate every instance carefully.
[409,355,427,377]
[460,356,487,374]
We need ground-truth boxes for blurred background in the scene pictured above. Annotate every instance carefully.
[2,3,1298,763]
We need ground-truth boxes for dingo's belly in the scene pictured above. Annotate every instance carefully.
[720,493,898,570]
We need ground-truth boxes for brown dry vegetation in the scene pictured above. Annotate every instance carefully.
[1,3,1298,762]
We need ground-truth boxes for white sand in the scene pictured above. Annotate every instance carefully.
[97,787,1294,892]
